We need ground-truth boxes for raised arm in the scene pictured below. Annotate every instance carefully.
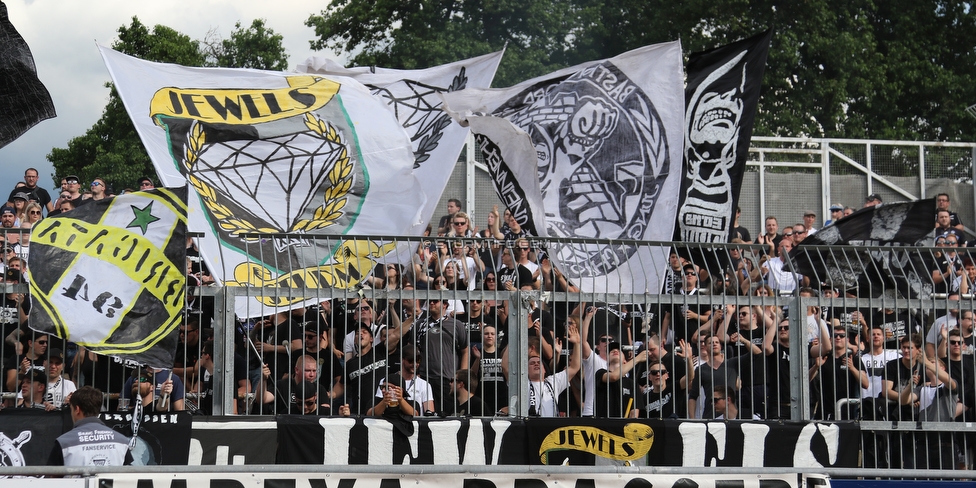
[565,324,582,379]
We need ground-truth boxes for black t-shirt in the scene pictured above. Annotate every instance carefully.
[497,264,533,290]
[882,359,921,420]
[305,347,343,394]
[668,290,707,345]
[637,383,676,419]
[816,352,865,420]
[476,348,508,414]
[453,395,487,417]
[765,342,792,418]
[594,368,636,418]
[731,226,751,243]
[257,320,303,381]
[689,358,739,419]
[947,355,976,412]
[9,186,51,210]
[343,348,388,415]
[455,311,495,346]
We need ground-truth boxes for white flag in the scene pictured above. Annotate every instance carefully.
[297,50,504,233]
[442,41,685,293]
[100,46,425,317]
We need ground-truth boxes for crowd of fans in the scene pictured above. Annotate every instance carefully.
[1,169,975,467]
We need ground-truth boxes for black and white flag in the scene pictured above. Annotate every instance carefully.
[443,41,685,293]
[0,1,55,148]
[677,30,772,243]
[790,199,937,298]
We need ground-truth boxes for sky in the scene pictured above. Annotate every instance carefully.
[0,0,342,195]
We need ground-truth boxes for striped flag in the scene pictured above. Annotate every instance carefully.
[28,187,188,368]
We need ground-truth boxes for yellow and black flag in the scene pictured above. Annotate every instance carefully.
[28,187,187,368]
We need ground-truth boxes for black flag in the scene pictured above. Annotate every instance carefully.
[0,1,55,149]
[790,199,937,298]
[677,30,773,245]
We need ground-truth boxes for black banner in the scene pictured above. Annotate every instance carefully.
[527,418,859,467]
[101,411,192,465]
[677,30,773,245]
[276,415,528,465]
[275,416,858,467]
[189,416,277,465]
[0,409,70,467]
[0,411,860,468]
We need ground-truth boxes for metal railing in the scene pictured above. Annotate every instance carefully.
[9,227,976,470]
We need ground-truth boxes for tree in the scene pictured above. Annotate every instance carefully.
[48,17,289,191]
[309,0,976,145]
[585,0,976,143]
[204,19,289,71]
[306,0,579,87]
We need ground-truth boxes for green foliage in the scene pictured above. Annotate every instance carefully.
[309,0,976,147]
[306,0,579,87]
[206,19,289,71]
[633,0,976,144]
[48,17,289,191]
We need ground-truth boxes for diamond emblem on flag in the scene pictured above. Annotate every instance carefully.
[191,130,345,231]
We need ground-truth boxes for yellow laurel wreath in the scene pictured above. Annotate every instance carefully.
[181,115,352,238]
[294,112,352,232]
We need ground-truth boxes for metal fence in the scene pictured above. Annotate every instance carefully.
[5,231,970,468]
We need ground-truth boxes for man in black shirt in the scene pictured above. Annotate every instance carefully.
[451,369,487,416]
[812,327,868,420]
[10,168,53,214]
[343,325,388,415]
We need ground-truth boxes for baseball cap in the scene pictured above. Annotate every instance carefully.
[65,175,80,184]
[829,203,844,211]
[607,341,621,352]
[1,207,15,216]
[865,194,882,203]
[299,381,319,400]
[3,268,21,283]
[303,321,325,334]
[21,370,46,384]
[48,348,64,363]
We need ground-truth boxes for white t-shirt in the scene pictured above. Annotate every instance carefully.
[767,257,801,292]
[860,349,900,398]
[580,351,607,416]
[529,371,570,417]
[805,314,829,344]
[443,256,479,290]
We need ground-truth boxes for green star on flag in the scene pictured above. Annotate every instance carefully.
[127,202,161,234]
